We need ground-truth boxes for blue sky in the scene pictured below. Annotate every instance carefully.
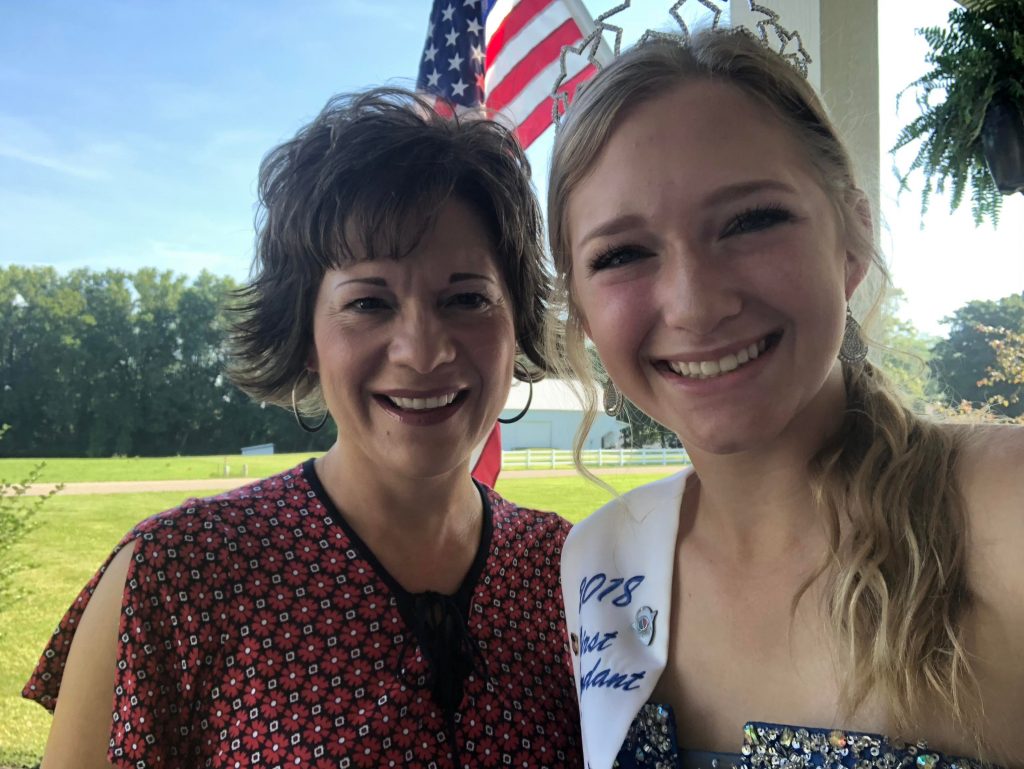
[2,1,1021,335]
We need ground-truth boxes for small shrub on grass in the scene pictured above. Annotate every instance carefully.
[0,426,62,631]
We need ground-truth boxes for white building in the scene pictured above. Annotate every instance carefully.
[498,378,624,450]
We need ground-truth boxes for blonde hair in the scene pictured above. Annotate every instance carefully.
[545,30,977,738]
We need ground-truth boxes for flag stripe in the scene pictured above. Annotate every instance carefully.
[515,62,595,147]
[499,41,591,127]
[485,0,554,64]
[419,0,597,150]
[486,18,581,111]
[485,1,571,89]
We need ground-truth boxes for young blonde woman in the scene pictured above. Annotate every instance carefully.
[546,28,1024,769]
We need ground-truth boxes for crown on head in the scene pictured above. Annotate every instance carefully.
[551,0,813,129]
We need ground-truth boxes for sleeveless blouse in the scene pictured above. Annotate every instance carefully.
[23,460,582,768]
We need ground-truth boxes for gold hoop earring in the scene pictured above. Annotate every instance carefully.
[291,382,329,433]
[498,377,533,424]
[497,362,532,428]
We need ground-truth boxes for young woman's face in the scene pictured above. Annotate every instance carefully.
[567,80,865,455]
[310,197,515,479]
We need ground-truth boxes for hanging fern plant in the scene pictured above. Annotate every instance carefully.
[892,0,1024,226]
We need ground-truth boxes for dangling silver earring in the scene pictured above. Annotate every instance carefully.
[603,379,624,418]
[291,382,329,433]
[838,307,868,365]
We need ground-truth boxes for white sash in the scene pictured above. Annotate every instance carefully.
[561,469,691,769]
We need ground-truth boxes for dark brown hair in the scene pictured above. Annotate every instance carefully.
[229,87,549,408]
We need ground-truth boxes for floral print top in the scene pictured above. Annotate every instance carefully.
[24,460,582,769]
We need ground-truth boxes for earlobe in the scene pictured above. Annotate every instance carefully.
[306,350,318,373]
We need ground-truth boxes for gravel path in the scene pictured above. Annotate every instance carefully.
[18,465,687,496]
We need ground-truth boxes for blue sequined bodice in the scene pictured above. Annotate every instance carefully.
[614,703,988,769]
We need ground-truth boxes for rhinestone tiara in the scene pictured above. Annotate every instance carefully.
[550,0,813,129]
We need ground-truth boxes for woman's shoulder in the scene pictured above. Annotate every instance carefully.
[949,422,1024,609]
[953,422,1024,530]
[486,486,572,543]
[131,462,314,539]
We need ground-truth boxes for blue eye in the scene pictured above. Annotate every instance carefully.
[588,245,653,274]
[723,205,794,237]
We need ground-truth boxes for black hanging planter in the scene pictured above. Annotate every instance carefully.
[981,95,1024,195]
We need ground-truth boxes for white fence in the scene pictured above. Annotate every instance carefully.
[501,447,689,471]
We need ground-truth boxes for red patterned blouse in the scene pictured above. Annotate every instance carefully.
[23,460,582,769]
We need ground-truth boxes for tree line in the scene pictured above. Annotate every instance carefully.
[1,266,1021,457]
[1,266,334,457]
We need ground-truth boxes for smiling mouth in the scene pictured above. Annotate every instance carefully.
[380,390,467,411]
[662,332,782,380]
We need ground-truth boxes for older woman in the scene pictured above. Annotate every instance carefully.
[547,28,1024,769]
[25,87,582,769]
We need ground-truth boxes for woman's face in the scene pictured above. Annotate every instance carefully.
[310,197,515,479]
[567,80,865,455]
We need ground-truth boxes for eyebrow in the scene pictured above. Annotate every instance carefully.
[335,277,386,289]
[449,272,495,284]
[576,179,798,247]
[333,272,495,290]
[577,214,648,248]
[702,179,797,207]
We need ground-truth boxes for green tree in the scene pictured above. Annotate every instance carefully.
[617,400,681,448]
[930,294,1024,418]
[976,323,1024,421]
[870,289,940,411]
[0,266,335,457]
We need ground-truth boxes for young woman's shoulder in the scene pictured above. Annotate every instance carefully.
[951,422,1024,611]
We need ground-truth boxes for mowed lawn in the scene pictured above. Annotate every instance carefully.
[0,468,678,767]
[0,453,314,485]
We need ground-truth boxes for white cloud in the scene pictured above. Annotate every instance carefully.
[0,114,128,181]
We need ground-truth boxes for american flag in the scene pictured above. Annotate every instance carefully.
[417,0,599,149]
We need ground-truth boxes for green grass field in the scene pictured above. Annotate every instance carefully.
[0,453,313,485]
[0,469,675,767]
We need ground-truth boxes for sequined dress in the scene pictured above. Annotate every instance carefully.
[615,703,989,769]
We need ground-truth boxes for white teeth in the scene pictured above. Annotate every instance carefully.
[668,337,773,380]
[389,392,458,410]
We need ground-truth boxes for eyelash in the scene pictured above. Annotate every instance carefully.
[722,203,795,237]
[347,297,388,312]
[345,293,491,313]
[587,204,795,274]
[446,292,492,310]
[588,245,654,274]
